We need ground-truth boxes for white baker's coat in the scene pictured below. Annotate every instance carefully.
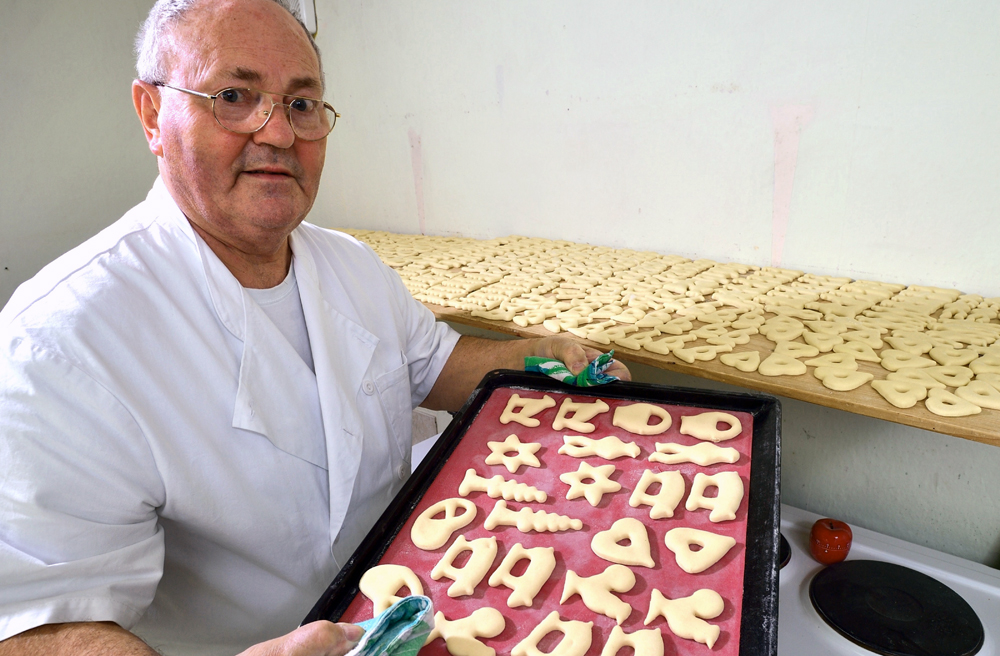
[0,178,459,654]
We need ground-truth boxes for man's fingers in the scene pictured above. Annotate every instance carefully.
[238,621,364,656]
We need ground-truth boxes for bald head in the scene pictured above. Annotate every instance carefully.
[135,0,323,88]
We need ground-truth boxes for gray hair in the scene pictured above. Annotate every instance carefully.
[135,0,323,86]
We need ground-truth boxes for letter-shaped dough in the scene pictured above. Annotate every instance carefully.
[878,349,934,371]
[611,403,672,435]
[872,379,927,409]
[628,469,685,519]
[558,435,640,459]
[512,611,593,656]
[552,398,610,434]
[485,434,542,474]
[561,564,635,624]
[591,517,654,568]
[649,441,740,466]
[359,564,424,615]
[644,588,725,649]
[685,471,744,523]
[664,527,737,574]
[458,469,547,503]
[678,411,742,442]
[813,366,873,391]
[431,535,498,597]
[757,353,807,376]
[500,393,556,427]
[719,350,760,372]
[484,500,583,533]
[925,388,982,417]
[559,462,621,507]
[599,626,664,656]
[955,380,1000,409]
[488,543,556,608]
[411,498,477,551]
[925,365,974,388]
[425,608,506,656]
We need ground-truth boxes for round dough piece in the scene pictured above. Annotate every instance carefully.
[611,403,672,435]
[678,411,742,442]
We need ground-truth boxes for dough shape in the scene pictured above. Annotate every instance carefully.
[591,517,655,568]
[813,366,874,391]
[672,344,732,363]
[552,398,610,434]
[978,372,1000,390]
[802,330,844,352]
[611,403,672,436]
[929,346,979,366]
[431,535,498,597]
[599,626,664,656]
[925,388,982,417]
[685,471,744,522]
[488,543,556,608]
[886,368,945,389]
[758,353,807,376]
[629,469,685,519]
[411,498,477,550]
[884,334,934,354]
[561,564,635,624]
[511,611,592,656]
[425,608,505,656]
[560,462,621,506]
[678,411,742,442]
[872,379,927,408]
[925,365,974,388]
[879,349,936,371]
[644,588,725,649]
[955,380,1000,409]
[359,564,424,615]
[500,394,556,427]
[643,334,697,355]
[970,353,1000,375]
[649,441,740,466]
[485,434,542,474]
[804,353,858,370]
[760,323,804,342]
[833,341,881,363]
[664,527,737,574]
[773,341,820,358]
[558,435,640,460]
[484,500,583,533]
[719,350,760,372]
[459,468,547,503]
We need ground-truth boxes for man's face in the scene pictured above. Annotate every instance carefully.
[153,0,327,256]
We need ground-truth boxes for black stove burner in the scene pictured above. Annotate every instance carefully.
[779,533,791,569]
[809,560,984,656]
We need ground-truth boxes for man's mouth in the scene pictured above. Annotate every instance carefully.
[244,168,293,177]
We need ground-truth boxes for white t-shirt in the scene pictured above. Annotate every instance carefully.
[0,177,460,655]
[245,265,315,372]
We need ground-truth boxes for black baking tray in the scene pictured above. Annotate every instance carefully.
[303,370,781,655]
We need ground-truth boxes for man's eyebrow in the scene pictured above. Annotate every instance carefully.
[226,68,323,97]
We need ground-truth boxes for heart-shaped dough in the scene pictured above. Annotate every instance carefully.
[592,517,654,568]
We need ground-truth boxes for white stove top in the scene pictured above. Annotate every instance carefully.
[778,504,1000,656]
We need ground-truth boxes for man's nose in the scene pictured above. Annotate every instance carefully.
[253,102,296,149]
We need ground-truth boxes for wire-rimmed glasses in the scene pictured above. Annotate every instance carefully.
[157,84,339,141]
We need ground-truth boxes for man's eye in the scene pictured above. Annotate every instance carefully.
[218,88,248,104]
[289,97,315,113]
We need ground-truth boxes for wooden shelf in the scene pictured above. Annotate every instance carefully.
[429,304,1000,447]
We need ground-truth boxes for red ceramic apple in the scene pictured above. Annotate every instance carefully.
[810,518,853,565]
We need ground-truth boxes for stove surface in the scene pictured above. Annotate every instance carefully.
[779,504,1000,656]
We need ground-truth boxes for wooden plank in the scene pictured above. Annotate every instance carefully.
[429,304,1000,448]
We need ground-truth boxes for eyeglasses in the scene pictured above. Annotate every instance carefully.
[156,84,339,141]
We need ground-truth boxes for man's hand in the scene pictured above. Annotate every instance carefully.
[237,621,364,656]
[423,334,631,412]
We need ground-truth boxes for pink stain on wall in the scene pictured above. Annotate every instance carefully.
[770,105,815,268]
[408,128,426,235]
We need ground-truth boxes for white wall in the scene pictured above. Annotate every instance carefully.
[316,1,1000,296]
[1,1,998,567]
[0,1,158,305]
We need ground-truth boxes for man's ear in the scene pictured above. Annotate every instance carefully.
[132,80,164,157]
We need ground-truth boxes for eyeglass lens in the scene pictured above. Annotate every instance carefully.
[213,88,336,140]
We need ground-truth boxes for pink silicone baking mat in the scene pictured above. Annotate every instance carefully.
[337,386,755,656]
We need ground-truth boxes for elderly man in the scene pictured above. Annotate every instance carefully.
[0,0,628,654]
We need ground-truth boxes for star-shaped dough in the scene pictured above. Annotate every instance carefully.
[485,434,542,474]
[559,462,620,506]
